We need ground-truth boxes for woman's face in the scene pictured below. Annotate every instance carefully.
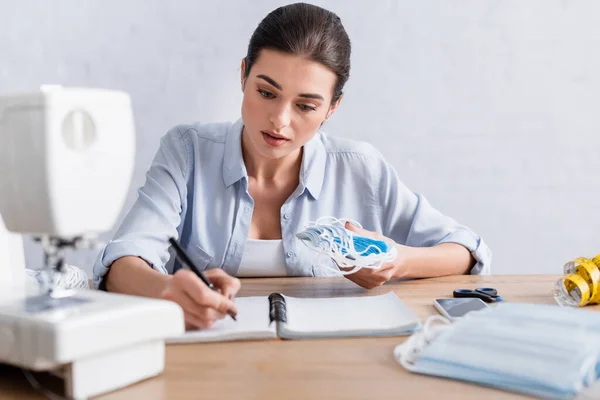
[241,49,340,160]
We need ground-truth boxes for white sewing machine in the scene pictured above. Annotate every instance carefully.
[0,86,184,399]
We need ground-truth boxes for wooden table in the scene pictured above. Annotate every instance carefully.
[1,275,597,399]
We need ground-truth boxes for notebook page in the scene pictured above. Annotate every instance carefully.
[281,292,419,336]
[166,296,276,343]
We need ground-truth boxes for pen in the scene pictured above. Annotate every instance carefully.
[168,237,237,321]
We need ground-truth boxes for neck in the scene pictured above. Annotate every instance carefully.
[241,127,303,184]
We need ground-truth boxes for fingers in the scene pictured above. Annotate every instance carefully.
[161,285,225,329]
[345,221,365,234]
[344,221,387,242]
[205,269,242,300]
[163,270,237,327]
[373,262,396,273]
[345,274,389,289]
[177,270,239,316]
[342,261,394,275]
[343,263,396,289]
[184,312,218,330]
[162,284,210,319]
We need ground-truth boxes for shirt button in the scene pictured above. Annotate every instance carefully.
[283,213,291,220]
[286,251,294,258]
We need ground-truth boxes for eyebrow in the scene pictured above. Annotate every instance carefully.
[256,74,325,101]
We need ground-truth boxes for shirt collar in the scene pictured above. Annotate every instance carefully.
[222,119,326,200]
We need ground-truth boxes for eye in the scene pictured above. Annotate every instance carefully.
[297,104,317,112]
[258,89,275,99]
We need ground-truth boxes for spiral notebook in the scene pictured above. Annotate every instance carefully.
[167,291,421,343]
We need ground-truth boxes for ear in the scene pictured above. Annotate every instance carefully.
[240,58,247,91]
[325,94,344,121]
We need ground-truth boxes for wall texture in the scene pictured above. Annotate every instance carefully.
[1,0,599,276]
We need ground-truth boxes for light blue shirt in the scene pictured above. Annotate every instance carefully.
[92,119,491,288]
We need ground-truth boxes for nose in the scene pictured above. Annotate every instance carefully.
[269,102,291,131]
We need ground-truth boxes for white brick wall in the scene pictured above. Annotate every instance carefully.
[1,0,598,276]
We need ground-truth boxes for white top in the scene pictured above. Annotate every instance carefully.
[236,239,288,277]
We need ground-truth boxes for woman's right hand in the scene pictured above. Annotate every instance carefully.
[159,269,241,330]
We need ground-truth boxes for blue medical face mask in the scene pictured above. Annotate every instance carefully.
[394,303,600,400]
[296,217,397,275]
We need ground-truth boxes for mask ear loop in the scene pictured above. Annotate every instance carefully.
[298,216,399,276]
[329,224,397,270]
[315,226,384,275]
[314,216,362,229]
[330,217,396,262]
[393,315,451,371]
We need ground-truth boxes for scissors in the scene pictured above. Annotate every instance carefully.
[453,287,504,303]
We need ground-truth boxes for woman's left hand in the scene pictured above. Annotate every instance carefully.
[340,222,407,289]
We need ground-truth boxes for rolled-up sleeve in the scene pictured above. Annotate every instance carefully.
[92,127,191,288]
[377,160,492,275]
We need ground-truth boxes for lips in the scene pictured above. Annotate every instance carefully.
[261,130,289,140]
[261,130,290,148]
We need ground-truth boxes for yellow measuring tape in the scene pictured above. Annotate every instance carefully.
[555,254,600,307]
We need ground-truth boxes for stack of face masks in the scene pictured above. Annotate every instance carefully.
[296,216,398,275]
[394,303,600,399]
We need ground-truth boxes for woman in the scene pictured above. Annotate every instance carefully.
[93,3,491,330]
